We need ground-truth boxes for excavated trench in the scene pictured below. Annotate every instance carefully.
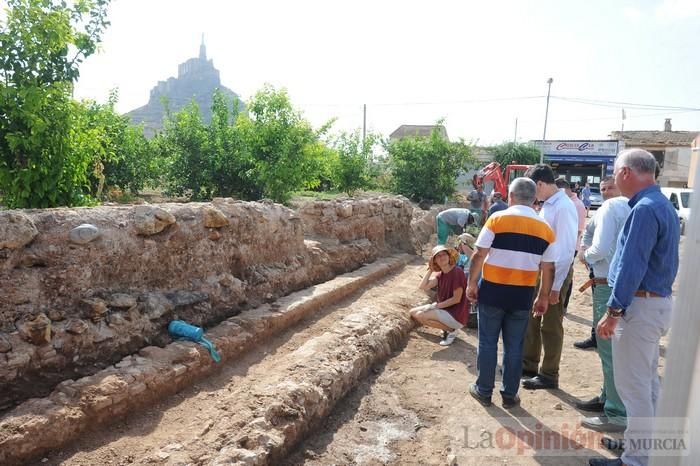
[0,196,446,465]
[2,212,675,465]
[1,255,431,465]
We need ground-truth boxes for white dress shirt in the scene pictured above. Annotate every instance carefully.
[540,189,579,291]
[583,196,631,279]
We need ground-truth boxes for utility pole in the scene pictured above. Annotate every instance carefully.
[540,78,553,163]
[621,108,626,133]
[513,117,518,144]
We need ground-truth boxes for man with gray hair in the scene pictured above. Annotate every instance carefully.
[589,149,679,466]
[466,178,556,409]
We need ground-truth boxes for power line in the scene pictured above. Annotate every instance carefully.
[552,96,700,112]
[541,109,697,124]
[153,94,700,112]
[298,95,544,108]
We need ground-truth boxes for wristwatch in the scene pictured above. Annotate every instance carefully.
[607,307,624,318]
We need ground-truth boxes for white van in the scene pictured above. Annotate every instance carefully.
[661,187,692,235]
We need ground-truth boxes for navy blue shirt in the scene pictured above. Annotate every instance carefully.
[607,185,680,309]
[488,200,508,217]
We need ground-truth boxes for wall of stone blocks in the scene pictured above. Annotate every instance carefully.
[0,196,418,410]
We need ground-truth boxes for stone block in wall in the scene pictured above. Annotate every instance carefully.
[296,196,414,256]
[0,211,38,249]
[132,206,176,236]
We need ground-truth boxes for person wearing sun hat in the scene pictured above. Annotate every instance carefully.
[455,232,478,328]
[410,245,468,346]
[455,232,476,271]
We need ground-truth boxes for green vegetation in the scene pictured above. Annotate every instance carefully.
[330,130,382,196]
[76,91,157,197]
[0,0,111,208]
[156,86,335,204]
[238,85,335,203]
[489,142,541,167]
[387,125,476,202]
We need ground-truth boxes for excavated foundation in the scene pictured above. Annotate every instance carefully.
[0,196,432,409]
[0,195,440,465]
[0,254,418,465]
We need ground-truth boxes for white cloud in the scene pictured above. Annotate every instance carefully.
[623,6,643,21]
[656,0,700,20]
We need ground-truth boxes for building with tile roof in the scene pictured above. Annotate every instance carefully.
[610,119,699,187]
[389,124,449,141]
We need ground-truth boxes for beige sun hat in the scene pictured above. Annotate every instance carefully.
[457,233,476,247]
[429,245,459,272]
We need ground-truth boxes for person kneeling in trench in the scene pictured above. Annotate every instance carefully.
[410,245,468,346]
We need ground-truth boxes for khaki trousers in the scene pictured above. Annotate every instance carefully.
[522,264,574,381]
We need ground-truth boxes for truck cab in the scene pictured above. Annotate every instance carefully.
[661,187,692,235]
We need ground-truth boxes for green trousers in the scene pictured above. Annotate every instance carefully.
[436,217,463,245]
[593,284,627,425]
[523,264,573,381]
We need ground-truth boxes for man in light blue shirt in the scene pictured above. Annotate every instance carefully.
[590,149,680,466]
[575,176,631,434]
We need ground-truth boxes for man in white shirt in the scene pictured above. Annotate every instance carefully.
[522,164,579,390]
[556,178,587,315]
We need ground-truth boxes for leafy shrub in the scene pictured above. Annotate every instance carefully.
[489,142,541,167]
[330,130,382,196]
[387,125,475,202]
[0,0,111,208]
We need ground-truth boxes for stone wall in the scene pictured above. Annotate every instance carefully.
[297,196,415,251]
[0,196,417,410]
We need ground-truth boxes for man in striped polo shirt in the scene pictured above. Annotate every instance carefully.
[466,177,556,408]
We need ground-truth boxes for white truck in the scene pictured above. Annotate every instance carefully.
[661,187,692,235]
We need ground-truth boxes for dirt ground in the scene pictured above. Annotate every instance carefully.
[42,259,425,465]
[40,238,677,466]
[284,254,673,466]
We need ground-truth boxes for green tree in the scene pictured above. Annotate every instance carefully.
[489,142,541,167]
[156,85,334,204]
[388,125,475,202]
[207,91,257,199]
[73,90,156,197]
[159,101,211,200]
[331,130,381,196]
[0,0,111,208]
[238,85,330,203]
[157,91,257,200]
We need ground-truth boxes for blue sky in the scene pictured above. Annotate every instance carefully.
[6,0,700,144]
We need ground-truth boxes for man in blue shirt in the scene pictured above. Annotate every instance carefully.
[589,149,679,466]
[487,192,508,218]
